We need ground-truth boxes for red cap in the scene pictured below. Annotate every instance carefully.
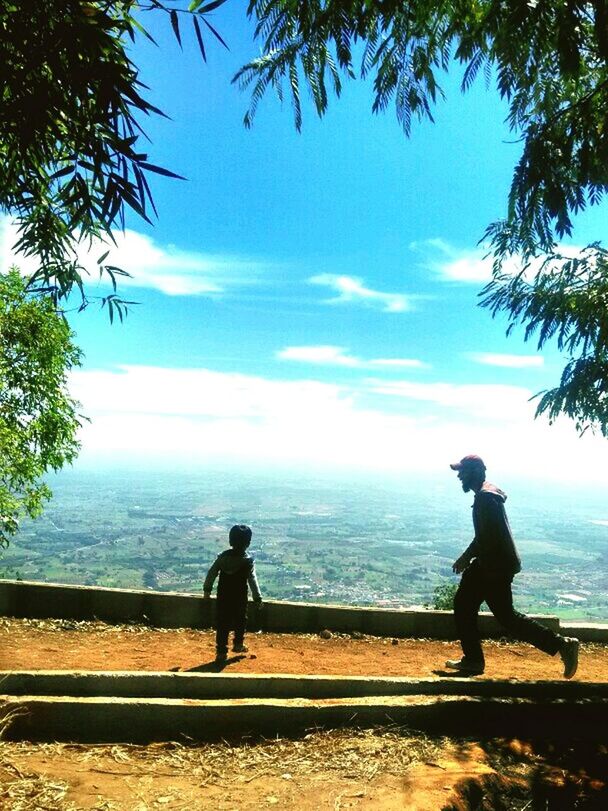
[450,454,486,471]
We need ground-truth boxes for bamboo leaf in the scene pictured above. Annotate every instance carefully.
[170,10,182,49]
[193,16,207,62]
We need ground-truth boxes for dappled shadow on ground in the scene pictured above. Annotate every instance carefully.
[387,729,608,810]
[477,737,608,810]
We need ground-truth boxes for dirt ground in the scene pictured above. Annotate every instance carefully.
[1,732,606,810]
[0,617,606,680]
[1,618,607,809]
[0,733,502,811]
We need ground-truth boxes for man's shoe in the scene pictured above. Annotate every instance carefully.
[215,650,228,663]
[232,643,248,654]
[559,637,579,679]
[444,658,484,675]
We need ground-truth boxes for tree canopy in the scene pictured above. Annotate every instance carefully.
[0,270,83,548]
[0,0,227,319]
[237,0,608,435]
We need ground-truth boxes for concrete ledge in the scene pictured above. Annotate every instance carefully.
[2,671,608,701]
[2,694,607,744]
[562,622,608,643]
[0,579,565,640]
[0,579,207,629]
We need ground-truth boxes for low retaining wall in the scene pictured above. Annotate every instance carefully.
[3,694,608,744]
[0,578,575,640]
[3,671,608,701]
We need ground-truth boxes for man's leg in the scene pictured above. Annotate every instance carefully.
[485,576,561,655]
[452,563,486,669]
[485,575,579,677]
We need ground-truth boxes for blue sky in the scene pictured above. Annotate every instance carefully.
[3,3,607,483]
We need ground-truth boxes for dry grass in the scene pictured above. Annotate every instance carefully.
[1,726,446,781]
[0,762,74,811]
[0,727,448,810]
[0,616,189,636]
[0,759,117,811]
[140,727,443,782]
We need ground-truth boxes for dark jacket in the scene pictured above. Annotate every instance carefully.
[463,482,522,577]
[203,549,262,605]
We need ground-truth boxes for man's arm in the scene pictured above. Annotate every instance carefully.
[202,558,220,597]
[452,538,479,573]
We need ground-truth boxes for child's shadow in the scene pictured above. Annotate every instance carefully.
[183,655,247,673]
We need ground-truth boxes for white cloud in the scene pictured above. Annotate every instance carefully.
[277,345,428,369]
[366,379,535,422]
[409,238,491,282]
[0,215,263,297]
[70,366,351,420]
[77,230,266,297]
[411,237,584,284]
[368,358,427,368]
[0,217,38,277]
[83,230,262,296]
[70,365,608,484]
[309,274,414,312]
[278,346,359,367]
[467,353,544,368]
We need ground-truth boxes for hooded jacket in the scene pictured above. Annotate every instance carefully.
[463,482,522,577]
[203,548,262,604]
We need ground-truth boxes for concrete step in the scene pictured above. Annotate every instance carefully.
[2,692,607,744]
[1,670,608,701]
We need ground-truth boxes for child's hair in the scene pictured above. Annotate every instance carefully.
[229,524,252,552]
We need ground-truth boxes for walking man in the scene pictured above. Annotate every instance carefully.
[447,454,579,678]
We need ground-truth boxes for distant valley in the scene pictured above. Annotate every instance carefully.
[1,467,607,621]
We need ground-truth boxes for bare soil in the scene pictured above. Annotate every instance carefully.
[1,617,606,680]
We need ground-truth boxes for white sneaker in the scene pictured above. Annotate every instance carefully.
[444,658,484,675]
[559,637,579,679]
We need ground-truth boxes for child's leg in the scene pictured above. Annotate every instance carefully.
[232,603,248,651]
[215,606,230,658]
[216,625,229,657]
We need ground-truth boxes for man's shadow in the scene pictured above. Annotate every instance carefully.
[431,668,483,678]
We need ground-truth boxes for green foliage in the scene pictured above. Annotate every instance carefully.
[482,244,608,435]
[239,0,608,435]
[0,0,228,314]
[0,269,83,547]
[431,580,458,611]
[240,0,608,252]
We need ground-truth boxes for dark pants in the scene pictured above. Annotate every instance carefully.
[455,560,561,666]
[215,600,247,654]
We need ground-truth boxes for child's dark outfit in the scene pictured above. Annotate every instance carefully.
[203,548,262,656]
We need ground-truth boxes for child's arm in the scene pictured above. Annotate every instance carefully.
[247,562,262,603]
[203,557,220,597]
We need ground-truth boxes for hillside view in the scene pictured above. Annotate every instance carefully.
[1,467,606,622]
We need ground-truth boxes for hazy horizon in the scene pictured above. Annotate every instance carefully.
[2,464,605,622]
